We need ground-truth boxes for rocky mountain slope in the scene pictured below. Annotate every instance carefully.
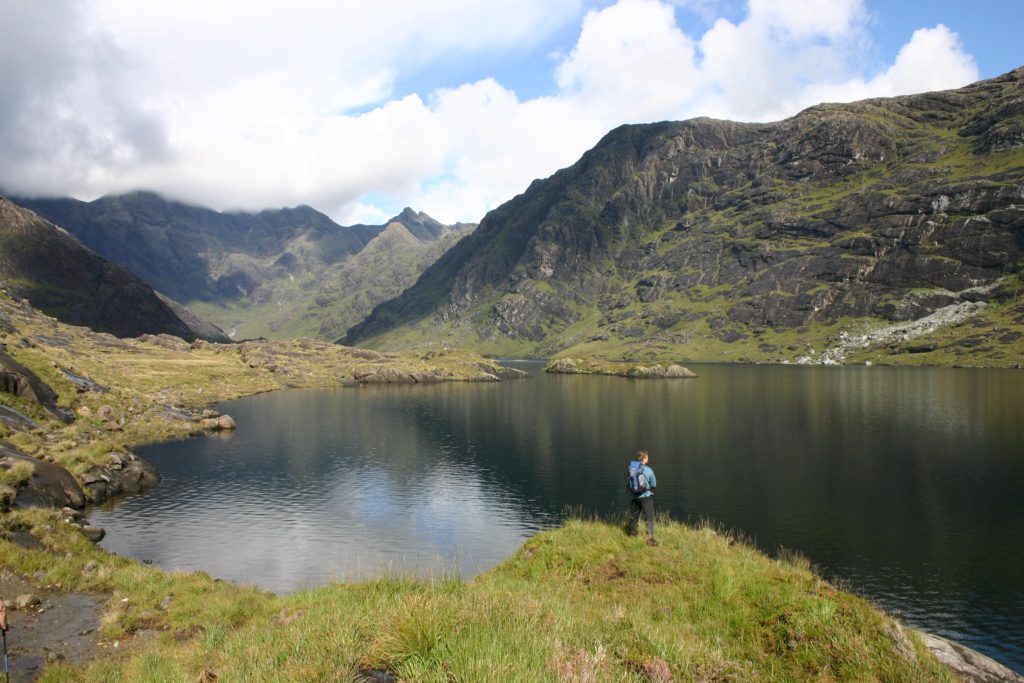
[185,209,472,340]
[0,197,222,340]
[345,68,1024,366]
[16,194,471,341]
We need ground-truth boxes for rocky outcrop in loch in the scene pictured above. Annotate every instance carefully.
[546,357,696,378]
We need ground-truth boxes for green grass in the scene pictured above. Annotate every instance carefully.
[2,512,952,682]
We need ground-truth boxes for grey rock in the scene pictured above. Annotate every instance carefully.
[0,350,74,423]
[14,594,42,610]
[1,441,86,509]
[919,631,1024,682]
[80,525,105,543]
[202,414,236,431]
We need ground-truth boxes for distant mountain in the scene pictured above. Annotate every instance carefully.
[15,192,473,341]
[0,197,211,340]
[15,192,384,303]
[344,67,1024,366]
[185,210,472,341]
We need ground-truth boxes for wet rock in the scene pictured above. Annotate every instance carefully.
[80,525,105,543]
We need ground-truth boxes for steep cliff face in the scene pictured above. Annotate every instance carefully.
[345,68,1024,364]
[0,197,200,339]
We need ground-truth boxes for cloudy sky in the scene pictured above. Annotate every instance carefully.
[0,0,1020,225]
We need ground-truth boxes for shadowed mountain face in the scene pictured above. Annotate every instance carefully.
[15,192,383,303]
[15,193,473,341]
[0,197,199,339]
[344,68,1024,364]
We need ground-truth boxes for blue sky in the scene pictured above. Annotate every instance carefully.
[0,0,1020,225]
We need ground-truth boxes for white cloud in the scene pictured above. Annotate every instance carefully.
[0,0,982,225]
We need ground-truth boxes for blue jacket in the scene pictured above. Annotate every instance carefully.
[633,464,656,499]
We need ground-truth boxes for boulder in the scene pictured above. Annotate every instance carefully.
[0,350,74,423]
[80,525,105,543]
[95,404,122,429]
[81,457,160,503]
[918,631,1024,683]
[546,358,581,374]
[1,440,85,509]
[13,594,41,610]
[202,414,236,431]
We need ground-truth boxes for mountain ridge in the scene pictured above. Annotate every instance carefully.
[13,192,473,341]
[0,197,224,340]
[343,67,1024,366]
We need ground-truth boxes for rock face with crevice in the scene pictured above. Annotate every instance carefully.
[345,68,1024,363]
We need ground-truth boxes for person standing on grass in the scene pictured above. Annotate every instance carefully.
[627,450,658,546]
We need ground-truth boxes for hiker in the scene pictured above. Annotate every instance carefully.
[627,450,658,546]
[1,595,8,683]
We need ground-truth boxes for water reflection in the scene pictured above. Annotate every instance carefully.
[91,363,1024,672]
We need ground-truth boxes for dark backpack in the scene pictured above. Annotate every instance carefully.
[627,460,650,495]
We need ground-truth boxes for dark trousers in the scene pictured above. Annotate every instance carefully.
[629,496,655,539]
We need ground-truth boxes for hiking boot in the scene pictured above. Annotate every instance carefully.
[647,538,659,547]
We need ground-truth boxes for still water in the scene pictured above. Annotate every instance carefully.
[91,362,1024,672]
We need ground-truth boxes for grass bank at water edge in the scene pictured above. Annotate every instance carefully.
[0,511,952,682]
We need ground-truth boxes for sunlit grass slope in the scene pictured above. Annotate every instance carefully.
[1,513,950,682]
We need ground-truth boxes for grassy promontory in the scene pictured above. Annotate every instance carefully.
[0,513,953,681]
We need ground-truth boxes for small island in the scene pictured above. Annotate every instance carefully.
[546,356,698,379]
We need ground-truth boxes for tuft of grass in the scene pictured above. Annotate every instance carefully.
[0,459,34,488]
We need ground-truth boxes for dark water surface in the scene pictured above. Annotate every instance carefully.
[91,362,1024,672]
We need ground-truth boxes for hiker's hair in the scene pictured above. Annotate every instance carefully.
[635,450,649,461]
